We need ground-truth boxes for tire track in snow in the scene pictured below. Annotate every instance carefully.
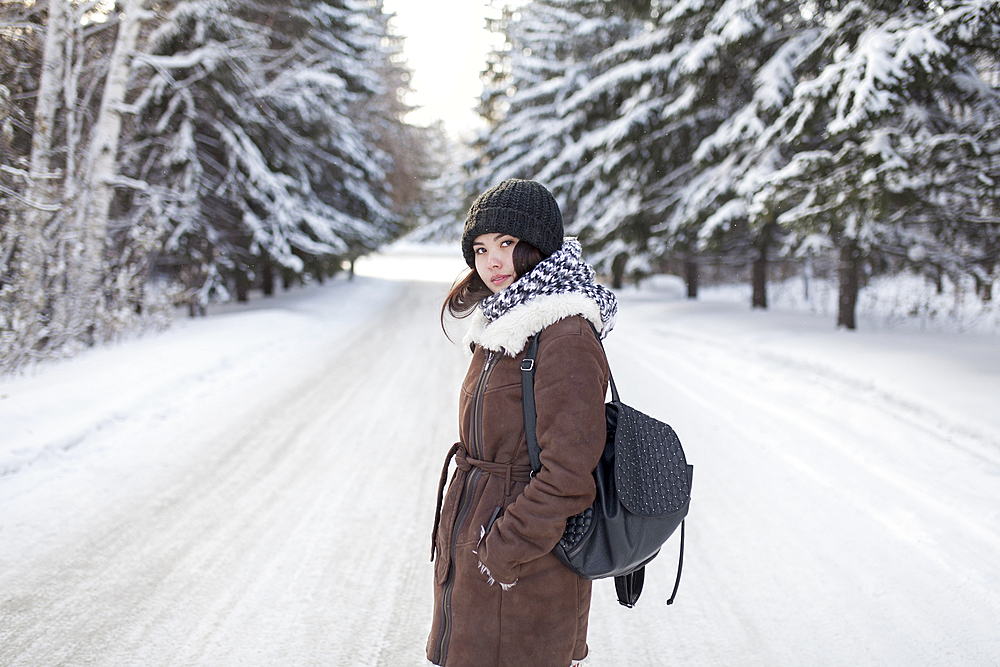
[617,324,1000,556]
[642,323,1000,463]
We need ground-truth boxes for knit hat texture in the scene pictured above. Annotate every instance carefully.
[462,179,564,268]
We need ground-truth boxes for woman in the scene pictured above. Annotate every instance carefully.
[427,179,618,667]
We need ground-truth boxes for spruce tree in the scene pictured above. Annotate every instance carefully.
[740,0,1000,327]
[120,0,400,310]
[473,0,625,193]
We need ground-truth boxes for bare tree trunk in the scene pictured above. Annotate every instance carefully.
[684,257,698,299]
[74,0,152,338]
[803,251,813,302]
[611,253,626,289]
[235,271,250,303]
[975,262,994,302]
[837,239,860,330]
[1,0,70,370]
[282,269,295,291]
[25,0,66,197]
[751,224,772,309]
[43,8,88,350]
[262,260,275,296]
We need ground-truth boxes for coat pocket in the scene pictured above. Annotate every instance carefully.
[433,471,465,585]
[434,536,451,585]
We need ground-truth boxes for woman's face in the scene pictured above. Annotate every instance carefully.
[474,233,518,293]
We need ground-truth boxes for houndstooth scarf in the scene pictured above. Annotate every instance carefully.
[481,239,617,337]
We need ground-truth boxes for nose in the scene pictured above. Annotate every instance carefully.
[488,249,502,269]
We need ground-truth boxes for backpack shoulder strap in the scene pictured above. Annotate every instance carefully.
[521,332,542,475]
[521,322,613,476]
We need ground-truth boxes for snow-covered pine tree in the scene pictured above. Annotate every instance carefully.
[744,0,1000,328]
[489,0,790,289]
[472,0,629,226]
[560,2,717,287]
[912,1,1000,302]
[119,2,268,310]
[275,0,400,273]
[119,0,399,310]
[654,0,816,307]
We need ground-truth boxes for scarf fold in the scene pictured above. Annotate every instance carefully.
[480,239,617,337]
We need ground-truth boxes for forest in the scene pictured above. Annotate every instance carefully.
[467,0,1000,327]
[2,0,999,374]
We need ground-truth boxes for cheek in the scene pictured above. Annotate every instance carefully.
[503,247,518,270]
[474,255,490,281]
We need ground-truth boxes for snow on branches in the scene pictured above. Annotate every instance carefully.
[472,0,1000,324]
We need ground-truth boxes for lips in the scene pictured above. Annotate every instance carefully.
[492,274,511,286]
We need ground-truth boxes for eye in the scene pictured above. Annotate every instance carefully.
[501,239,514,247]
[474,246,486,254]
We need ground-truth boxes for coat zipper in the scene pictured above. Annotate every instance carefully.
[435,349,499,664]
[471,350,498,458]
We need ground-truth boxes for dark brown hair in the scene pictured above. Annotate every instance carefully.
[441,240,545,337]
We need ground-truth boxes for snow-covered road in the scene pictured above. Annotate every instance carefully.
[2,248,998,666]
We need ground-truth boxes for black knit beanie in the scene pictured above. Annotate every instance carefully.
[462,179,564,268]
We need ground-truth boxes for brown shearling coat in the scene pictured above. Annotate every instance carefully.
[428,296,610,667]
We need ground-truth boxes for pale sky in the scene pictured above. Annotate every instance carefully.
[382,0,503,136]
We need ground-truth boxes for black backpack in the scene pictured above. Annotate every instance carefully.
[521,325,693,607]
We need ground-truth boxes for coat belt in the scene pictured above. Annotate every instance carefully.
[430,443,533,561]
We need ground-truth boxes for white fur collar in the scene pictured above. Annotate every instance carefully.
[462,292,605,356]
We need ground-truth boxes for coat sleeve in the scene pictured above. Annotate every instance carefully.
[478,317,609,583]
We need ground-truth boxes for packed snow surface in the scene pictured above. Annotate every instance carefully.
[1,246,998,666]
